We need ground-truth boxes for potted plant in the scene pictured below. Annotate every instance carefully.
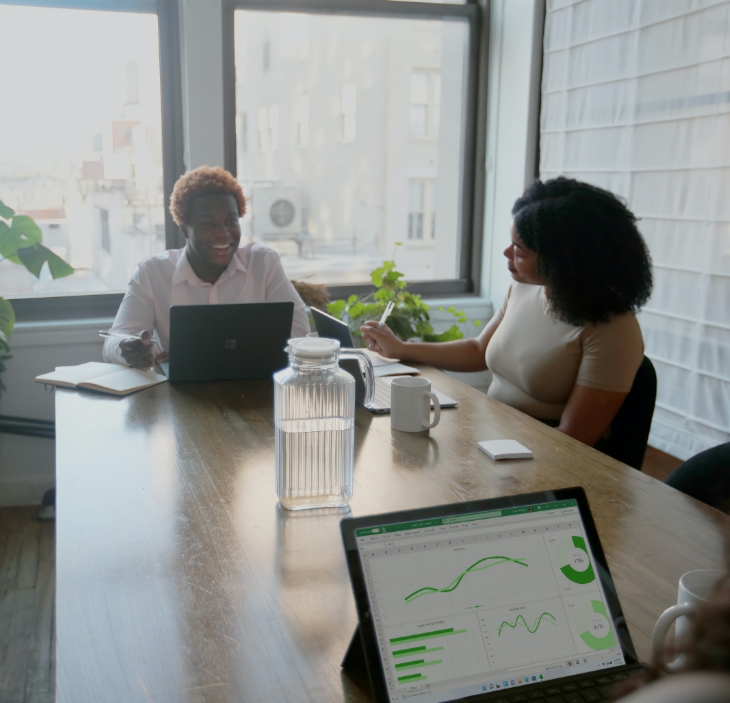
[0,198,74,394]
[327,244,480,344]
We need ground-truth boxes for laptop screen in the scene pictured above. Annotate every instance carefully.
[354,499,626,702]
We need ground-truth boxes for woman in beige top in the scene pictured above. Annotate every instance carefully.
[361,177,653,448]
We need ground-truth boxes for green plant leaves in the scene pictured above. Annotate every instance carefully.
[0,200,14,220]
[328,254,473,343]
[0,297,15,354]
[327,299,347,319]
[17,244,74,279]
[0,216,43,263]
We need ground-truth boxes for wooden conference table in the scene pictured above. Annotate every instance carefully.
[55,367,729,702]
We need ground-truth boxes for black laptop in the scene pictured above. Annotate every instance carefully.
[160,302,293,382]
[340,487,644,702]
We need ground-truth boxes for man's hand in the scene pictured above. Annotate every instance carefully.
[119,331,156,368]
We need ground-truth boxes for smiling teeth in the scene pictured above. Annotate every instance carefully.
[212,244,229,249]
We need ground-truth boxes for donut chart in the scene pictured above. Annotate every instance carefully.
[557,535,595,585]
[577,599,615,650]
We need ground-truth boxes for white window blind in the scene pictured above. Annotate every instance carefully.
[541,0,730,460]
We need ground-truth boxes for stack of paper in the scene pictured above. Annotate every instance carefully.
[362,349,420,378]
[36,362,167,396]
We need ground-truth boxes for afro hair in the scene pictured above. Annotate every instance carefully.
[170,166,246,226]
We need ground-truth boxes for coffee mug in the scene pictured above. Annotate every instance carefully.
[652,569,725,672]
[391,377,441,433]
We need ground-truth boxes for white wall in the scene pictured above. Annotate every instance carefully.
[0,0,545,506]
[0,319,110,506]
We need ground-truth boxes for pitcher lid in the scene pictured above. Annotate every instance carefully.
[288,337,340,360]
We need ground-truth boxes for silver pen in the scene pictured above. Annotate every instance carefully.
[377,301,395,330]
[99,330,159,345]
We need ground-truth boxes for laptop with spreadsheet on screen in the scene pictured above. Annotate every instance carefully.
[340,487,644,703]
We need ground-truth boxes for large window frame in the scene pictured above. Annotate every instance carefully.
[221,0,489,300]
[5,0,185,322]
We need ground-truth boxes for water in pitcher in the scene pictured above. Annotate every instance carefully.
[276,416,354,509]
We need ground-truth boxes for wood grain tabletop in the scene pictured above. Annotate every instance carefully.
[55,366,730,702]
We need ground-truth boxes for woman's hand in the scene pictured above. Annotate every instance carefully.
[360,321,407,358]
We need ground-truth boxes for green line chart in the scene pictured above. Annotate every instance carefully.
[404,556,529,603]
[498,612,557,636]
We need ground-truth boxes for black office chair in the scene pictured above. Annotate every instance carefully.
[595,356,657,470]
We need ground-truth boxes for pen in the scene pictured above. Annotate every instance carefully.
[99,331,159,345]
[377,301,395,331]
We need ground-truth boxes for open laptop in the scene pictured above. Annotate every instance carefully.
[311,306,457,414]
[160,302,293,382]
[340,487,644,702]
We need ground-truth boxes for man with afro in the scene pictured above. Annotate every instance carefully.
[103,166,308,367]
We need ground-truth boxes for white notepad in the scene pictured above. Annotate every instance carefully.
[363,350,419,377]
[478,439,533,460]
[36,362,167,396]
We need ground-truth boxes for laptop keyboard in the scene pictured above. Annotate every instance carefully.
[473,665,645,702]
[373,379,391,408]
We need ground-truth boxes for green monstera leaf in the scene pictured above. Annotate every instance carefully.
[0,199,15,221]
[17,243,74,279]
[0,297,15,354]
[0,216,43,263]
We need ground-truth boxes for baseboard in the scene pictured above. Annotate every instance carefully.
[0,479,54,507]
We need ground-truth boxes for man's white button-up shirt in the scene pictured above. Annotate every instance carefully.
[102,243,310,364]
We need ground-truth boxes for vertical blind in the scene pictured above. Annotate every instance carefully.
[540,0,730,460]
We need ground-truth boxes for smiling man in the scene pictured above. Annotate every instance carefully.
[103,166,309,367]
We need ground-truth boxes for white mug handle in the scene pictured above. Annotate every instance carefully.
[652,602,695,672]
[424,392,441,429]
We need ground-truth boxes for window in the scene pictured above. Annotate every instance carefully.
[100,209,111,253]
[408,182,424,239]
[0,2,170,299]
[408,180,436,242]
[230,2,481,291]
[409,70,440,138]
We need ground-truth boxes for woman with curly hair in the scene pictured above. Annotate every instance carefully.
[103,166,309,367]
[362,177,653,448]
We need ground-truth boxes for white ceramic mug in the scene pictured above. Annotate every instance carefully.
[652,569,725,672]
[390,377,441,433]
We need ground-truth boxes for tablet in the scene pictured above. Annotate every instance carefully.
[340,487,642,702]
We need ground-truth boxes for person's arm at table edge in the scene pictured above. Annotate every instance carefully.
[359,314,501,373]
[556,384,628,447]
[102,267,158,366]
[261,249,310,337]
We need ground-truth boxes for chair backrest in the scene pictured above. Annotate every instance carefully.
[598,356,657,470]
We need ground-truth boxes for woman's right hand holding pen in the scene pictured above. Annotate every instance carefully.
[360,321,406,358]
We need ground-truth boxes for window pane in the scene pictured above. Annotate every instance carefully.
[0,5,165,297]
[234,11,469,285]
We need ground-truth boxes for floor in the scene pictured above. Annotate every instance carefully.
[0,507,54,703]
[641,446,683,482]
[0,447,683,702]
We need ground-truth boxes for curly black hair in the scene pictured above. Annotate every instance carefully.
[511,177,653,326]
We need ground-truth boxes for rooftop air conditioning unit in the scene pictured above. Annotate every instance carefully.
[253,186,302,242]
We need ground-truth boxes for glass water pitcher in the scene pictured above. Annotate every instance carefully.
[274,337,374,510]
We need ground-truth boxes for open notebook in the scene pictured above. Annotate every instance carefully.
[36,362,167,396]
